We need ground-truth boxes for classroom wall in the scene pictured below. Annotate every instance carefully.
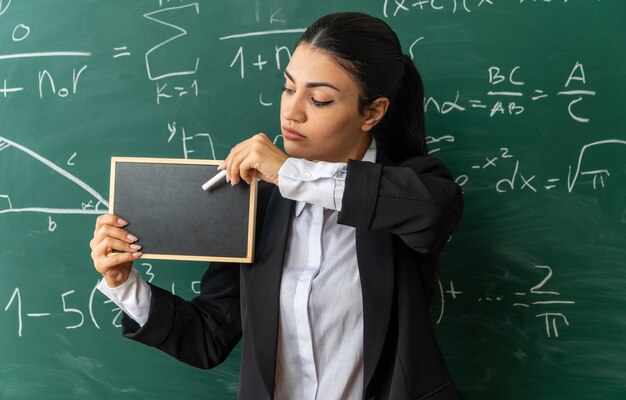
[1,1,625,399]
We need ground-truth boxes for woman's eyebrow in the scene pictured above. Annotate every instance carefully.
[284,69,341,92]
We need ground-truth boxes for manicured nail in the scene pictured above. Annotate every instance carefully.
[127,233,138,242]
[130,244,142,250]
[118,218,128,226]
[132,252,142,258]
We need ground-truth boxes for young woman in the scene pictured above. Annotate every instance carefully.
[90,12,465,400]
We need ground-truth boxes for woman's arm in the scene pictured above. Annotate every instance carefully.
[90,213,242,369]
[121,261,242,369]
[337,155,464,254]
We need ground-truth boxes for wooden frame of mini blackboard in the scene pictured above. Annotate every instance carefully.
[109,157,257,263]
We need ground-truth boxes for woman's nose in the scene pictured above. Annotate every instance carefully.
[281,95,306,123]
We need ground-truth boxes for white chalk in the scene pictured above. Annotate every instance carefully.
[202,169,227,191]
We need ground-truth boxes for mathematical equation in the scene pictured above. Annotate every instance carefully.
[426,62,596,123]
[436,264,576,338]
[2,263,199,337]
[426,138,626,193]
[0,2,204,104]
[383,0,598,18]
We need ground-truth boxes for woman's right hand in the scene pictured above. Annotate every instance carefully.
[90,214,143,288]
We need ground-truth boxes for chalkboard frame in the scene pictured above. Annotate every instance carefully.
[109,157,257,263]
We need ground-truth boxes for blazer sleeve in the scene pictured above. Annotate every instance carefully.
[337,155,464,254]
[120,261,241,369]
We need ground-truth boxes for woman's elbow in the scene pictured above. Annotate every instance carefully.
[406,205,462,255]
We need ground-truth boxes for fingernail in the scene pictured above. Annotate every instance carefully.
[118,218,128,226]
[132,252,142,258]
[127,233,138,242]
[130,244,142,250]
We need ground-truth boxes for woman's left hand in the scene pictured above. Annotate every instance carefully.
[221,133,289,186]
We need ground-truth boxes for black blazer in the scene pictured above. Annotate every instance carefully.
[121,150,466,400]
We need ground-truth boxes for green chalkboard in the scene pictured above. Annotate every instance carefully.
[1,1,624,399]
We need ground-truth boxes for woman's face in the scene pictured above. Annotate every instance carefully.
[280,44,371,163]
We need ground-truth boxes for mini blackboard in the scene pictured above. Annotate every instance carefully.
[109,157,257,263]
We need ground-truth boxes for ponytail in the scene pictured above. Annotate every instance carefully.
[373,55,428,162]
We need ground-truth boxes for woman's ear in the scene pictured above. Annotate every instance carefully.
[360,97,390,132]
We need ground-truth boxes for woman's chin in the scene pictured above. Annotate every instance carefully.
[283,142,307,159]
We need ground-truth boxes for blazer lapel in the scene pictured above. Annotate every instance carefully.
[357,224,395,394]
[245,188,294,397]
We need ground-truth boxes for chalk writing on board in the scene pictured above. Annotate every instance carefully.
[48,216,57,232]
[0,51,91,61]
[144,3,200,81]
[0,65,89,98]
[167,121,217,159]
[143,3,201,104]
[3,287,87,338]
[156,80,199,104]
[447,139,626,193]
[0,45,91,98]
[426,134,455,154]
[219,27,304,107]
[12,23,30,41]
[0,135,107,215]
[112,46,130,58]
[67,152,77,166]
[565,139,626,192]
[434,279,463,325]
[0,0,12,16]
[38,65,88,99]
[227,44,294,80]
[426,62,596,123]
[259,92,273,107]
[384,0,473,17]
[2,265,201,337]
[3,284,106,337]
[383,0,599,18]
[0,78,22,97]
[252,2,288,24]
[436,264,575,338]
[514,265,576,338]
[408,36,425,61]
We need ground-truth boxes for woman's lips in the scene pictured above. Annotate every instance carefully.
[281,126,306,141]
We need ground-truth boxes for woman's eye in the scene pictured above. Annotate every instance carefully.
[312,98,334,107]
[281,85,333,107]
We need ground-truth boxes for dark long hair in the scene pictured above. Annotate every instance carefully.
[296,12,428,162]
